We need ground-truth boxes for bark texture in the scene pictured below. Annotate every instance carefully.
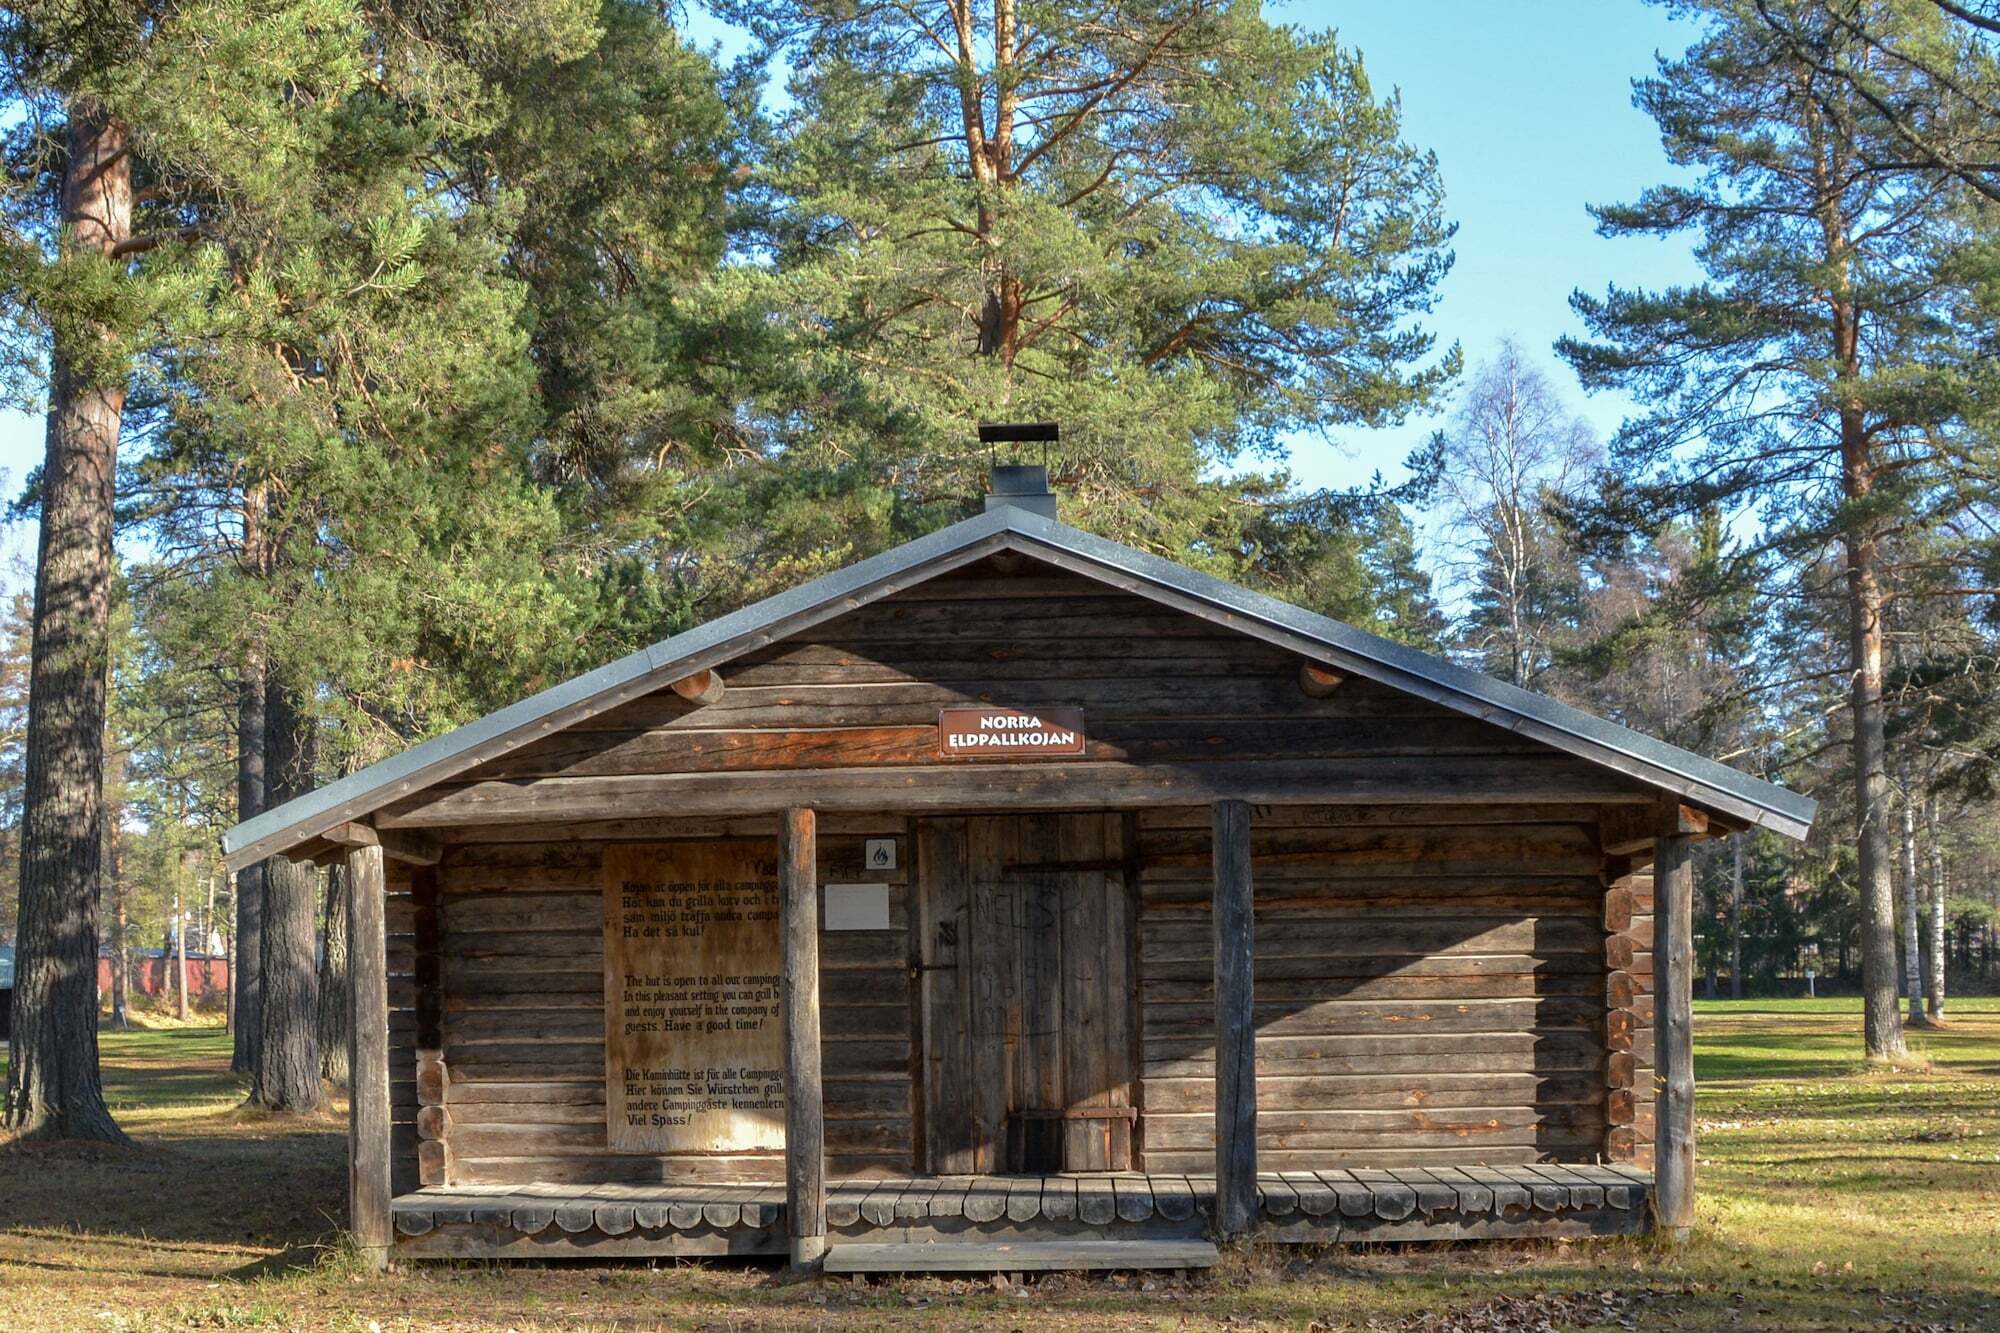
[107,750,129,1030]
[1841,402,1906,1061]
[317,861,351,1090]
[232,650,266,1073]
[249,685,322,1111]
[2,102,133,1143]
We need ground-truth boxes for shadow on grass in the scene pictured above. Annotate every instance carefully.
[1702,1083,2000,1118]
[1711,1151,1993,1174]
[1696,1023,2000,1082]
[0,1025,346,1283]
[226,1241,335,1281]
[0,1117,346,1258]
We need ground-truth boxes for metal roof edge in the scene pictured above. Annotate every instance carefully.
[222,508,1020,864]
[996,509,1817,838]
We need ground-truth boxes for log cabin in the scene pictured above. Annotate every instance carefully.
[220,464,1815,1273]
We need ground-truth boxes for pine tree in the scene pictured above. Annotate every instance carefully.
[1361,504,1449,649]
[123,1,729,1100]
[1,80,136,1141]
[1744,0,2000,202]
[0,0,386,1138]
[1558,0,2000,1061]
[699,0,1457,580]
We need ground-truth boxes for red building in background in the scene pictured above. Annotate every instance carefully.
[99,950,230,1001]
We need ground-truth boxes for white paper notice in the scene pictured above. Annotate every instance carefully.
[823,882,891,931]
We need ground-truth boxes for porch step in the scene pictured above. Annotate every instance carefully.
[822,1239,1220,1274]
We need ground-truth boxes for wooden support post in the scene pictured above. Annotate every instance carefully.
[1654,830,1696,1240]
[345,841,392,1269]
[780,806,826,1267]
[1212,799,1257,1239]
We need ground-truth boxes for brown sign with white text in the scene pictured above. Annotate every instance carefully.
[938,706,1086,759]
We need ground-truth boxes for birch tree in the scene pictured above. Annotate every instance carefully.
[1435,340,1596,688]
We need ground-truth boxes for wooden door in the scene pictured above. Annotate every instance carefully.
[916,812,1135,1174]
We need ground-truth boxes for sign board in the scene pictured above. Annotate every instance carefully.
[603,842,786,1153]
[938,706,1085,759]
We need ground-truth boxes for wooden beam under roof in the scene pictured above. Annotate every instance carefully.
[377,757,1659,828]
[1600,800,1711,858]
[318,821,443,866]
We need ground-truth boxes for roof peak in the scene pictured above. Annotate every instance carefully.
[221,505,1813,868]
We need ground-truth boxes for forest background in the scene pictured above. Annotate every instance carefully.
[4,0,1999,1135]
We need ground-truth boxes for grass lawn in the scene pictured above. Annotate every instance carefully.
[1,999,1996,1331]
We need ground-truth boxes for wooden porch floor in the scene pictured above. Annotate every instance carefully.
[391,1164,1652,1261]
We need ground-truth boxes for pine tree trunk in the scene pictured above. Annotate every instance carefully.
[1846,512,1906,1061]
[1729,837,1744,1000]
[104,746,128,1031]
[1898,777,1925,1024]
[249,686,322,1111]
[317,861,350,1090]
[110,872,128,1024]
[232,653,266,1075]
[2,102,133,1143]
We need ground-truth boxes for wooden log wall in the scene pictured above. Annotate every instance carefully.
[387,560,1653,828]
[384,860,418,1195]
[1133,804,1613,1175]
[382,816,913,1189]
[363,559,1658,1189]
[1604,861,1656,1166]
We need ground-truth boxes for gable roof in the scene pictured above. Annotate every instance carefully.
[221,504,1816,868]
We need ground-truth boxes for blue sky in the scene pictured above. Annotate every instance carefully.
[1279,0,1705,492]
[0,0,1704,567]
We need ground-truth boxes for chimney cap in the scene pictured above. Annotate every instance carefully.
[985,463,1057,519]
[978,421,1059,445]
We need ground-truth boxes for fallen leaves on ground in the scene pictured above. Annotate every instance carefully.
[1310,1286,1650,1332]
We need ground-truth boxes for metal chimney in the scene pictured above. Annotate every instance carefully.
[985,463,1058,518]
[979,422,1059,518]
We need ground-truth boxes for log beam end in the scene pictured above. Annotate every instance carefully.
[1297,663,1346,699]
[670,669,726,706]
